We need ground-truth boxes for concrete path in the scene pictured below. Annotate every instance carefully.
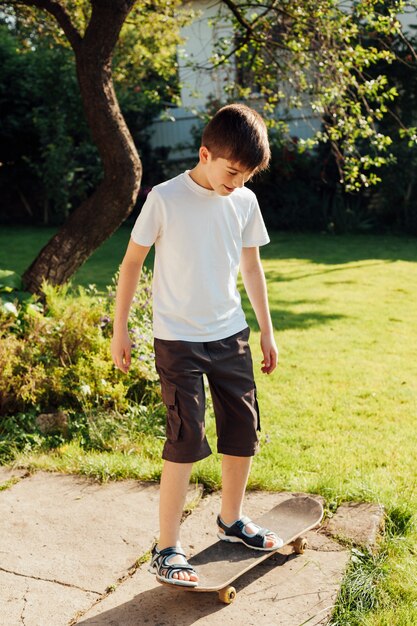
[0,467,382,626]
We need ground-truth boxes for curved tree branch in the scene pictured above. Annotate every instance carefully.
[220,0,254,33]
[10,0,82,51]
[83,0,136,61]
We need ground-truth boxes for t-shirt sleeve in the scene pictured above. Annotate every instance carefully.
[242,197,270,247]
[130,189,164,246]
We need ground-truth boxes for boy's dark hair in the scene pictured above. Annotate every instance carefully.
[202,103,270,173]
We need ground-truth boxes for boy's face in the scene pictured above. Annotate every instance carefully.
[199,147,255,196]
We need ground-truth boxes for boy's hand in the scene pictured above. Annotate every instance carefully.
[260,332,278,375]
[111,329,132,374]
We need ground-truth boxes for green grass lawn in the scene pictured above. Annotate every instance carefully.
[1,226,417,624]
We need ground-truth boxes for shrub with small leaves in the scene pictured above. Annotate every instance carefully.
[0,267,161,461]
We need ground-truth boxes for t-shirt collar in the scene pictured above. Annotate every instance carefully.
[183,170,217,197]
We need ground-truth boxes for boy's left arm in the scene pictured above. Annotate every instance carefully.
[240,246,278,375]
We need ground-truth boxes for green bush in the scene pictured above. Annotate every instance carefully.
[0,267,164,461]
[248,134,326,232]
[248,131,375,234]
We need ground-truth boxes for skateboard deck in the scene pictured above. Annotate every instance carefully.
[160,495,323,603]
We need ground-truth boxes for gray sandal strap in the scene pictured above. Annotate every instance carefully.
[151,545,197,584]
[217,515,274,549]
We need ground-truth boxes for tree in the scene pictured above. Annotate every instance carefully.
[207,0,416,191]
[1,0,189,293]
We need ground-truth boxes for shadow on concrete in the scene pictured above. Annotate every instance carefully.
[77,553,295,626]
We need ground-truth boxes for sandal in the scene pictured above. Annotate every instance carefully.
[217,514,284,551]
[149,544,198,587]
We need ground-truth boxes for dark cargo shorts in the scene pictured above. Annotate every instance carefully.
[153,326,261,463]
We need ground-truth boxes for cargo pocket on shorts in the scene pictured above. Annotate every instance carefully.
[162,383,182,442]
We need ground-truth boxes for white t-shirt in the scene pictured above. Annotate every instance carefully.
[130,171,270,341]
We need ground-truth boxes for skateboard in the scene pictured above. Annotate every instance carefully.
[160,495,323,603]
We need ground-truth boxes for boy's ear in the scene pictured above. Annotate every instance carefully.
[199,145,211,164]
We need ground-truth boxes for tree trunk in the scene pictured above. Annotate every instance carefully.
[22,0,141,294]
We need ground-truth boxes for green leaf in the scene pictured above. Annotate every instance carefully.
[0,270,23,292]
[1,300,18,316]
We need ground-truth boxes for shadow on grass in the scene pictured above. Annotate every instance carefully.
[261,233,417,264]
[241,292,346,331]
[264,259,393,284]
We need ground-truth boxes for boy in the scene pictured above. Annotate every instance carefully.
[111,103,281,587]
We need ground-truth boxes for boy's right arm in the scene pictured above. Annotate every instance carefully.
[111,239,151,373]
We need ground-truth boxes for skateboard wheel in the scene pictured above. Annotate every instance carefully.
[293,537,308,554]
[218,586,236,604]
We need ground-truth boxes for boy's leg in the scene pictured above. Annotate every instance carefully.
[153,338,213,583]
[220,454,252,522]
[220,454,278,548]
[158,460,197,582]
[205,329,280,549]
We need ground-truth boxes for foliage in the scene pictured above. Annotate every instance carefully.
[0,269,43,318]
[114,0,193,102]
[329,548,389,625]
[329,503,416,625]
[366,136,417,234]
[364,28,417,234]
[249,132,324,231]
[209,0,416,191]
[0,25,102,225]
[0,266,161,461]
[249,25,417,236]
[0,2,193,225]
[247,131,373,233]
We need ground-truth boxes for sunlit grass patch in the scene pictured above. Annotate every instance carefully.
[14,438,163,483]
